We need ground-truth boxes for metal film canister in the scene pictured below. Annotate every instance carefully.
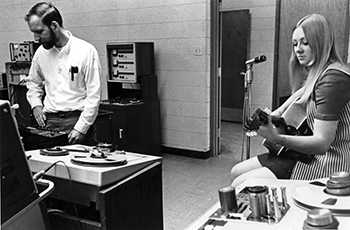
[218,186,238,212]
[248,186,268,219]
[249,193,262,218]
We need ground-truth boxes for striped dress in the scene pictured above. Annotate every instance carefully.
[291,63,350,180]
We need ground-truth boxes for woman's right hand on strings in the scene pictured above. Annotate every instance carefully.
[257,115,280,143]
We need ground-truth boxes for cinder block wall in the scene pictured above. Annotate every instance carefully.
[0,0,211,153]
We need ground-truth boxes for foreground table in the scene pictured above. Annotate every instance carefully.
[26,145,163,230]
[186,178,350,230]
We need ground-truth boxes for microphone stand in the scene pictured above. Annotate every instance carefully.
[241,63,253,161]
[240,55,266,161]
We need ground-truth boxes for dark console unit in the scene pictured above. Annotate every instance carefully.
[100,95,161,157]
[5,61,35,127]
[98,42,161,156]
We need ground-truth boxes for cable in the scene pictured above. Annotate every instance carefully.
[33,160,83,230]
[9,78,30,121]
[9,78,27,104]
[32,161,58,181]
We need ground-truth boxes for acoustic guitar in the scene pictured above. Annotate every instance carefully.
[245,99,313,162]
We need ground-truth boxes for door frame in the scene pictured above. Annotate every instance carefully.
[209,0,221,157]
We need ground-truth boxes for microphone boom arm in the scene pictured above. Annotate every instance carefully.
[245,55,267,65]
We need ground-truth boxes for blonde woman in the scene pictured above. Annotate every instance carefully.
[231,14,350,187]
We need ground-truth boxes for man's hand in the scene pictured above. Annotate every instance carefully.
[68,129,85,144]
[33,106,46,127]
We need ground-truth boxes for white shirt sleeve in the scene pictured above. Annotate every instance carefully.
[74,47,102,134]
[26,57,45,109]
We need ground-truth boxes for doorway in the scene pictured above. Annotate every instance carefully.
[209,1,251,157]
[220,10,250,122]
[218,9,250,156]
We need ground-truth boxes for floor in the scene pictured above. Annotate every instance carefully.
[162,121,266,230]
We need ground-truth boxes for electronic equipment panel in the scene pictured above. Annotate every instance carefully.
[106,42,154,83]
[9,41,39,62]
[19,126,68,151]
[5,62,30,86]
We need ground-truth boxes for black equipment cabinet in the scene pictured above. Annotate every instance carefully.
[99,74,161,156]
[100,99,161,156]
[98,42,161,156]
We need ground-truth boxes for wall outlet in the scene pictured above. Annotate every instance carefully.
[194,46,203,56]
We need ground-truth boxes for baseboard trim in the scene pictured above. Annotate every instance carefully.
[161,146,211,159]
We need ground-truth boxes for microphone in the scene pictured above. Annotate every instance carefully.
[245,55,267,65]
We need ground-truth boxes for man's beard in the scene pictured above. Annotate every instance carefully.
[42,29,56,50]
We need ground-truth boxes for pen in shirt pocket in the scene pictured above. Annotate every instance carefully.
[70,66,79,81]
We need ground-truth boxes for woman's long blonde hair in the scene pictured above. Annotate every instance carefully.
[288,14,344,103]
